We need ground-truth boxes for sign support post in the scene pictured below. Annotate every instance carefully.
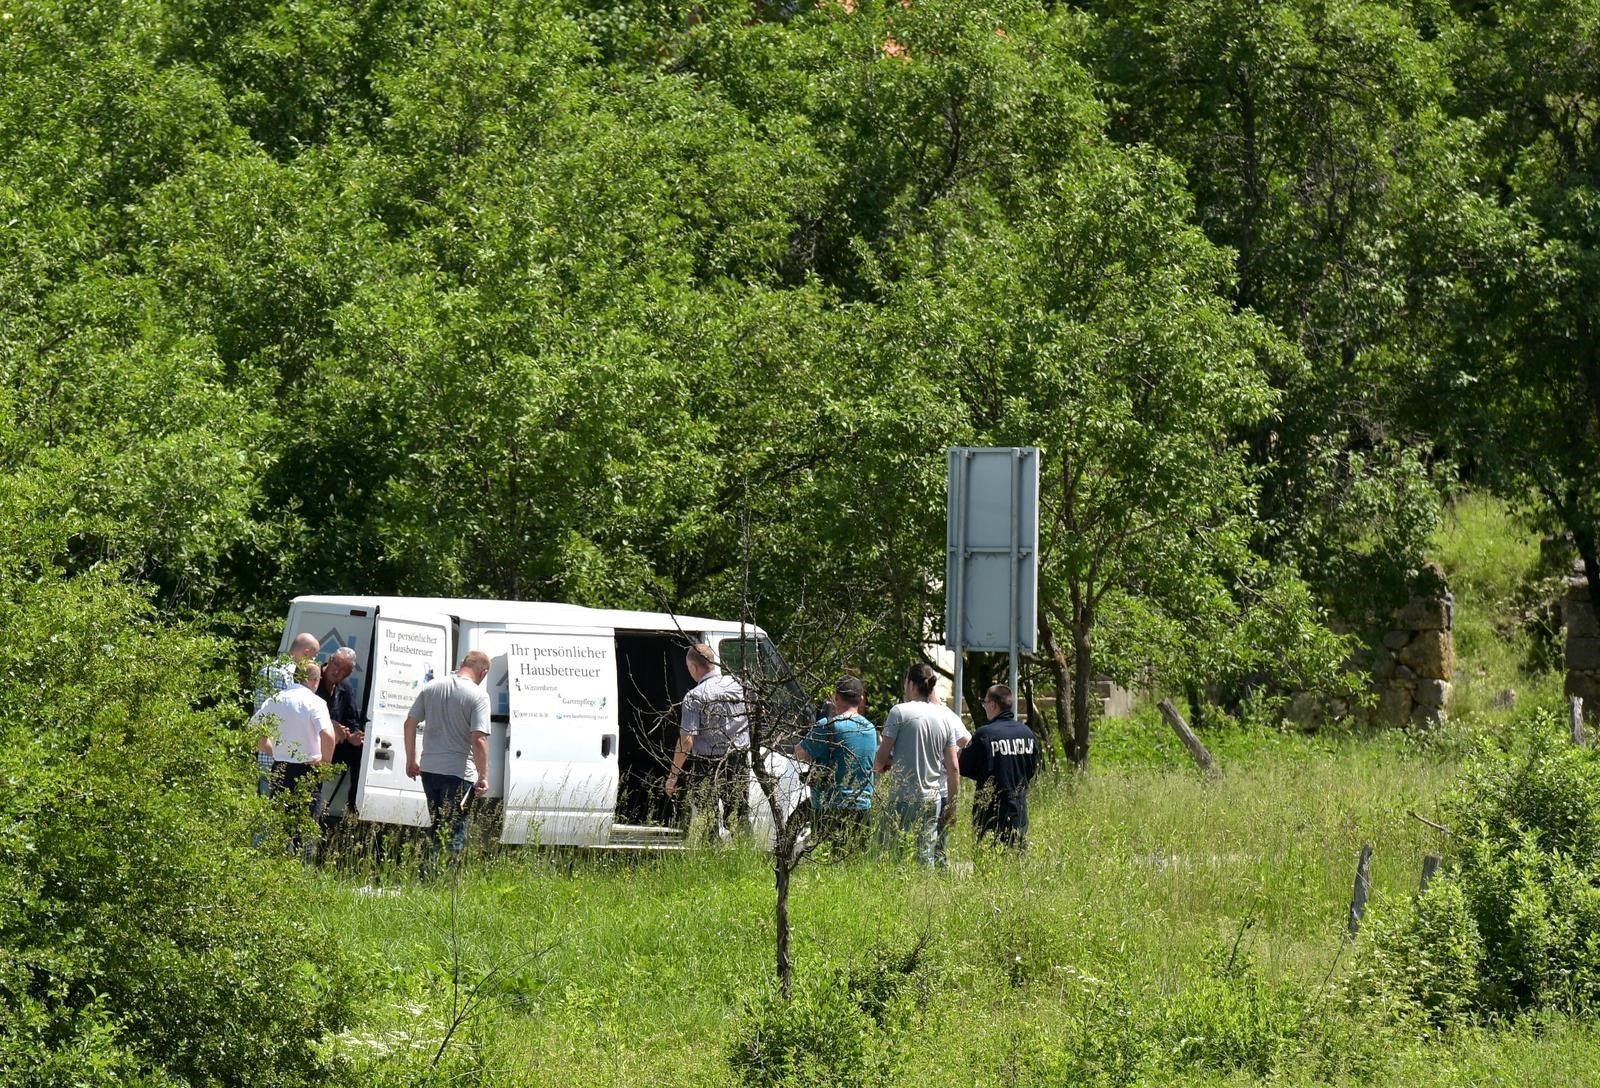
[946,447,1039,722]
[952,451,971,718]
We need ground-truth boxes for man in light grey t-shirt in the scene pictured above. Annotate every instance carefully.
[404,650,491,873]
[874,662,961,867]
[665,643,751,842]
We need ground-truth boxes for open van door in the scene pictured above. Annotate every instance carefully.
[714,632,811,843]
[281,599,378,815]
[358,607,454,827]
[472,626,619,846]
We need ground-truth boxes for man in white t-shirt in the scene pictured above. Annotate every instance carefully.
[873,662,962,867]
[253,631,320,794]
[254,660,335,857]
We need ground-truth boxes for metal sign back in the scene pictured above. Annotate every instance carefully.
[946,447,1039,653]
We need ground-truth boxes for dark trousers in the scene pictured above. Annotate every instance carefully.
[271,760,325,859]
[420,771,475,875]
[974,789,1029,851]
[328,741,363,816]
[679,751,751,841]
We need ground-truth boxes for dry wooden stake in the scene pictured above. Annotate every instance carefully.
[1572,696,1586,747]
[1419,853,1441,896]
[1348,842,1374,937]
[1157,698,1218,778]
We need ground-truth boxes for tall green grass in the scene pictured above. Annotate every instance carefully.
[302,492,1596,1084]
[305,735,1595,1086]
[1430,493,1565,721]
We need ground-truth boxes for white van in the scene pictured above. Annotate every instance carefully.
[275,595,808,847]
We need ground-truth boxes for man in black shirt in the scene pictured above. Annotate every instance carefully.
[960,684,1039,849]
[318,647,364,821]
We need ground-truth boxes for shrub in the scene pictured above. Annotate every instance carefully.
[0,572,354,1086]
[726,941,930,1088]
[1159,947,1308,1078]
[1362,879,1483,1027]
[1051,978,1156,1086]
[1368,714,1600,1022]
[1039,946,1390,1086]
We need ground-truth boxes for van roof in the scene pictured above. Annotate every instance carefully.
[290,595,767,638]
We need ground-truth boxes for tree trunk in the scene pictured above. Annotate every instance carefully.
[1185,681,1206,731]
[1038,613,1074,762]
[753,759,796,1001]
[963,659,991,722]
[1071,608,1093,772]
[775,853,792,1000]
[1022,674,1052,769]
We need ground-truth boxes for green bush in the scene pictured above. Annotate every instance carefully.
[1160,950,1308,1078]
[0,572,354,1086]
[1036,946,1391,1086]
[1362,879,1483,1027]
[1368,714,1600,1022]
[726,942,930,1088]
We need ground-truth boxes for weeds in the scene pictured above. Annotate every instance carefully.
[296,720,1600,1087]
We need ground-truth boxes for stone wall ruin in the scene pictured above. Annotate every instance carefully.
[1374,591,1454,727]
[1565,574,1600,717]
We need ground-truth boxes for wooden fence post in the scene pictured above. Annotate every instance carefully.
[1157,698,1218,778]
[1419,853,1441,896]
[1348,843,1374,937]
[1572,696,1586,747]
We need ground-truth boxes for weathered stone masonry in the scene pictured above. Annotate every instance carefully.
[1374,592,1454,727]
[1565,576,1600,717]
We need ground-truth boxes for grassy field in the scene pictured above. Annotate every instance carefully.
[306,721,1594,1086]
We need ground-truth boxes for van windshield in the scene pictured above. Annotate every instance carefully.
[717,636,811,743]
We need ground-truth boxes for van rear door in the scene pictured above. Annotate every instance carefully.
[279,601,377,677]
[358,607,454,827]
[280,599,378,815]
[478,626,619,846]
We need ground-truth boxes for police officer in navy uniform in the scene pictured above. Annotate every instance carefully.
[959,683,1039,849]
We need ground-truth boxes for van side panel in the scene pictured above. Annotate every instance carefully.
[358,610,453,827]
[278,602,376,697]
[478,627,619,846]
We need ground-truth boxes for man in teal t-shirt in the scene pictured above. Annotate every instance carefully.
[795,676,877,854]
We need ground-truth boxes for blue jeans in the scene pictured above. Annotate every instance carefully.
[421,772,475,875]
[880,794,941,867]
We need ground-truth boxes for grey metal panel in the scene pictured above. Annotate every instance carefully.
[946,447,1039,653]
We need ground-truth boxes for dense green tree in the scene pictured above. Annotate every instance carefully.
[877,144,1350,763]
[1090,0,1466,619]
[1435,0,1600,605]
[9,0,1596,1058]
[628,1,1352,757]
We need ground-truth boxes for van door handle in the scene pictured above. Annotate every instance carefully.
[601,734,616,758]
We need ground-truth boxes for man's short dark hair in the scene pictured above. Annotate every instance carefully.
[985,684,1014,714]
[833,676,864,704]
